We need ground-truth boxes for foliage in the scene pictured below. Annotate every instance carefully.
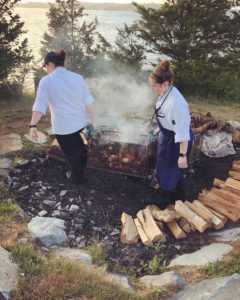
[87,242,107,266]
[146,255,167,275]
[111,23,146,74]
[0,0,33,98]
[0,199,18,223]
[133,0,240,100]
[36,0,110,77]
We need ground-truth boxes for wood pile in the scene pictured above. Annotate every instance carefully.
[120,161,240,245]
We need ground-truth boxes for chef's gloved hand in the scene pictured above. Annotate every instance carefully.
[84,124,100,140]
[148,128,158,142]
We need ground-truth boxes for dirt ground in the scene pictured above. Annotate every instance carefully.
[6,145,240,276]
[1,103,240,276]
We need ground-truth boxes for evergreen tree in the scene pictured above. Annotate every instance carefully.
[111,23,146,73]
[0,0,33,98]
[133,0,240,99]
[39,0,110,77]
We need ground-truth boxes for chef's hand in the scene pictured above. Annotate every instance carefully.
[30,127,38,142]
[178,156,188,169]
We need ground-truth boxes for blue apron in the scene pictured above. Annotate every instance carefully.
[155,90,193,191]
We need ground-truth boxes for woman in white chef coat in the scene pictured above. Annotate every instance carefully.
[149,60,193,201]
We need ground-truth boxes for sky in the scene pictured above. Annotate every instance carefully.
[21,0,165,3]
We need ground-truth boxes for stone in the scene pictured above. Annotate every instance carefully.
[43,200,57,207]
[17,238,28,245]
[60,190,68,197]
[24,131,47,144]
[38,210,48,217]
[18,186,29,192]
[28,216,68,247]
[169,243,233,267]
[0,133,23,155]
[16,159,29,168]
[0,246,18,299]
[170,273,240,300]
[107,273,133,290]
[140,271,186,289]
[0,158,11,169]
[69,205,79,212]
[53,247,92,266]
[209,227,240,242]
[52,210,61,217]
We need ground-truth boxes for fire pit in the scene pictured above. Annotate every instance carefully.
[87,128,157,178]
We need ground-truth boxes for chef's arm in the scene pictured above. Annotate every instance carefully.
[179,141,188,155]
[30,111,43,126]
[86,104,97,129]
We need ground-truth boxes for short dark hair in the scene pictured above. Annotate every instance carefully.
[43,49,66,67]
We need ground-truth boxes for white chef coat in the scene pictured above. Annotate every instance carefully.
[156,86,191,143]
[33,67,94,135]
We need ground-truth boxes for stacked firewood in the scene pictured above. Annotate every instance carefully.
[120,161,240,245]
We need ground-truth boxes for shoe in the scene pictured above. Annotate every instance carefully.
[66,170,72,179]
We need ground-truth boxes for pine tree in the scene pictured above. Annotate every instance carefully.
[0,0,33,98]
[39,0,110,77]
[133,0,240,99]
[111,23,146,73]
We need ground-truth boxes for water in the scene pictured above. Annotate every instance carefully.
[15,7,140,91]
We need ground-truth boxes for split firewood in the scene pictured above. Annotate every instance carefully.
[137,208,166,242]
[120,212,139,245]
[232,161,240,172]
[134,218,152,246]
[213,178,226,189]
[147,205,180,223]
[185,201,213,227]
[166,220,187,239]
[225,178,240,191]
[192,200,224,229]
[203,206,228,225]
[229,170,240,181]
[199,192,240,222]
[178,217,193,233]
[201,190,240,210]
[175,200,208,233]
[210,188,240,206]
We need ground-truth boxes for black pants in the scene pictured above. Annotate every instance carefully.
[55,129,87,184]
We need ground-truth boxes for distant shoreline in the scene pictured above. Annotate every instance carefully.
[17,2,161,11]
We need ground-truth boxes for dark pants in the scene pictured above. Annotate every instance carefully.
[55,129,87,184]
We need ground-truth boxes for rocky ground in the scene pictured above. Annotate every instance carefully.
[4,143,240,276]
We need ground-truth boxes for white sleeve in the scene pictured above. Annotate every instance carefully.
[170,103,191,143]
[82,79,94,106]
[32,76,50,114]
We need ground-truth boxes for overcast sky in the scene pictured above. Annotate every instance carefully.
[21,0,164,3]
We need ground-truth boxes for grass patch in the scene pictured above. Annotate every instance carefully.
[0,199,19,223]
[146,255,168,275]
[87,242,107,267]
[205,252,240,277]
[11,247,158,300]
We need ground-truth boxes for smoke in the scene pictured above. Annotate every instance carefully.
[87,69,156,135]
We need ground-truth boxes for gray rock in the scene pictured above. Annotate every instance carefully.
[18,186,29,192]
[77,240,86,248]
[28,216,68,247]
[140,271,186,289]
[170,273,240,300]
[209,227,240,242]
[38,210,48,217]
[0,246,18,299]
[43,200,57,207]
[169,243,233,267]
[108,273,133,290]
[53,247,92,266]
[0,158,11,169]
[69,204,79,212]
[52,210,61,217]
[17,238,28,245]
[16,159,29,168]
[60,190,68,197]
[24,131,47,144]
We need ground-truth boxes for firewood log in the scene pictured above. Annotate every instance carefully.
[147,205,180,223]
[229,170,240,181]
[166,220,187,239]
[120,212,139,245]
[232,161,240,172]
[178,217,193,233]
[225,178,240,191]
[175,201,208,233]
[204,206,228,224]
[185,201,213,227]
[134,218,152,246]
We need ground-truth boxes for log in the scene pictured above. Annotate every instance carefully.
[199,190,240,210]
[120,212,139,244]
[137,208,166,242]
[199,193,240,222]
[178,217,193,233]
[185,201,213,227]
[225,178,240,191]
[232,161,240,172]
[147,205,180,223]
[175,200,208,233]
[166,220,187,239]
[204,206,228,225]
[192,200,224,229]
[134,218,152,246]
[229,170,240,181]
[210,187,240,206]
[213,178,226,189]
